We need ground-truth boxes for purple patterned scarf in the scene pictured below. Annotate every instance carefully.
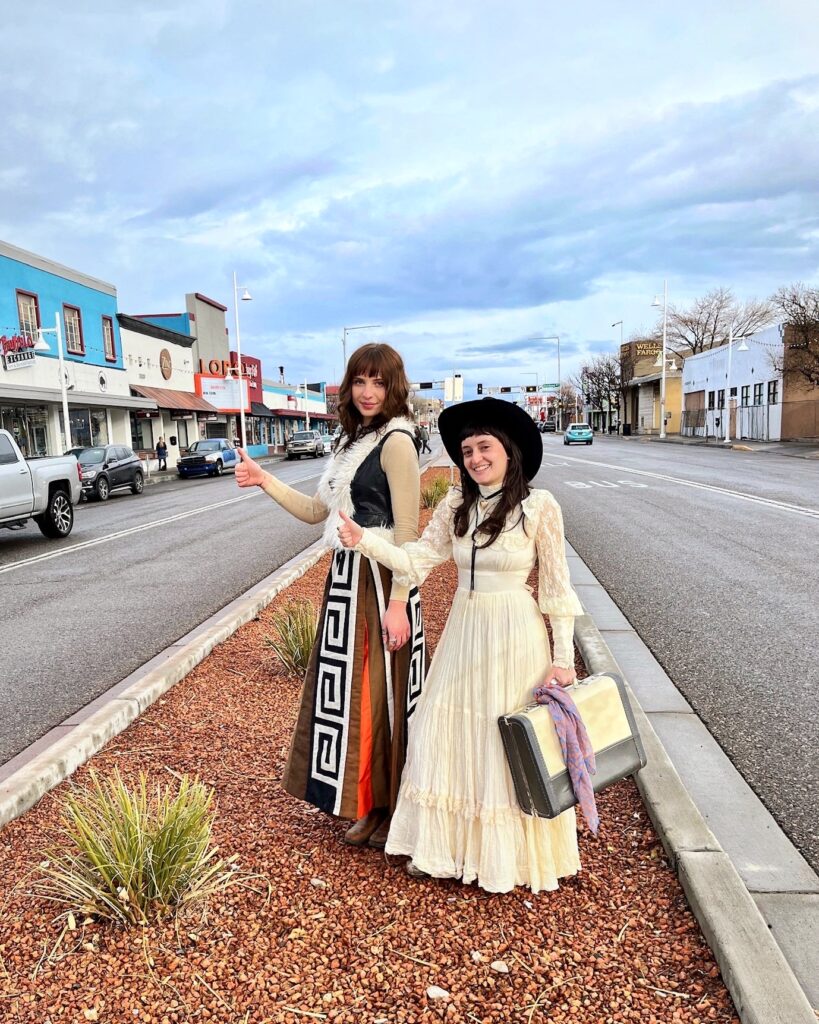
[533,682,600,835]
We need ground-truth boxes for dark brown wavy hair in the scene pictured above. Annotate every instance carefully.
[452,425,531,547]
[336,343,411,451]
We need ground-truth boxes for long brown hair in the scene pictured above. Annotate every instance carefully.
[452,426,530,547]
[336,343,411,450]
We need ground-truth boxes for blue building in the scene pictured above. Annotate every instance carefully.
[0,239,151,454]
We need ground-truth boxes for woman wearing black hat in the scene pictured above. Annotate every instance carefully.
[337,397,584,893]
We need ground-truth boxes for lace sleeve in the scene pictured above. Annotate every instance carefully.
[535,493,583,668]
[356,490,454,588]
[536,492,583,617]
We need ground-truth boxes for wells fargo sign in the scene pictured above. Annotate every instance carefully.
[635,341,661,357]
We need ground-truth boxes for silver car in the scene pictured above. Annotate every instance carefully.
[286,429,325,460]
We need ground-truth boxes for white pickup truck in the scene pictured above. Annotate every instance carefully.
[0,429,82,539]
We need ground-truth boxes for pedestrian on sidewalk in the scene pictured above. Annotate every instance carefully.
[337,396,584,893]
[156,436,168,471]
[418,423,432,454]
[236,343,426,851]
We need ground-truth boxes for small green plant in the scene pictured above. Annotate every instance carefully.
[421,476,450,508]
[38,769,236,926]
[265,597,318,676]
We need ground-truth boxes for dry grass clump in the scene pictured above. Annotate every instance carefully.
[38,768,236,926]
[420,475,450,508]
[264,597,318,675]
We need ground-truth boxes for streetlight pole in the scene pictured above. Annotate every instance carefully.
[723,325,749,445]
[303,378,310,430]
[342,324,381,370]
[612,321,624,433]
[232,272,252,446]
[651,281,668,438]
[35,312,71,451]
[527,335,561,427]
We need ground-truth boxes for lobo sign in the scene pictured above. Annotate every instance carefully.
[0,334,35,371]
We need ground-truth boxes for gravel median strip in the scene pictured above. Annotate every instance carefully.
[0,469,741,1023]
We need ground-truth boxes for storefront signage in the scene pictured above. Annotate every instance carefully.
[194,373,250,413]
[198,357,259,379]
[160,349,173,380]
[635,341,661,357]
[1,333,35,371]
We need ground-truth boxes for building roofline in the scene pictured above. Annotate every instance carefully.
[117,313,195,347]
[0,239,117,296]
[190,292,228,312]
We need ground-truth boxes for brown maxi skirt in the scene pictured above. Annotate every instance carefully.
[283,548,426,820]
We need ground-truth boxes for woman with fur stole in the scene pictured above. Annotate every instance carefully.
[236,343,426,849]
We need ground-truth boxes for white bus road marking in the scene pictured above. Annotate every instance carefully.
[565,480,649,489]
[552,453,819,519]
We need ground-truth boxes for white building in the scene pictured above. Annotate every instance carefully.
[682,325,784,441]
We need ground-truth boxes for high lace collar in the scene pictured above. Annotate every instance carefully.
[478,484,504,499]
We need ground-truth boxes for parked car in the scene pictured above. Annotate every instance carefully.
[77,445,145,500]
[177,439,239,478]
[564,422,594,446]
[539,420,557,433]
[321,433,334,455]
[286,429,325,460]
[0,428,82,539]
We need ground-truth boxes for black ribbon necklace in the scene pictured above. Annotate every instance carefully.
[470,488,504,595]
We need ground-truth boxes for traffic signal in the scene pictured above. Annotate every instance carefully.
[477,383,483,395]
[524,385,537,393]
[500,386,512,394]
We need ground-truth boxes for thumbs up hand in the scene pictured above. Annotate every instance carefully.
[236,447,265,488]
[337,511,363,548]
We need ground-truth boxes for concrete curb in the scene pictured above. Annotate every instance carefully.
[574,613,816,1024]
[0,539,329,831]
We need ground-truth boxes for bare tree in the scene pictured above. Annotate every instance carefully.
[661,288,775,354]
[574,354,621,430]
[770,283,819,386]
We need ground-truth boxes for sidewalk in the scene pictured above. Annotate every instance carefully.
[0,454,814,1022]
[609,433,819,459]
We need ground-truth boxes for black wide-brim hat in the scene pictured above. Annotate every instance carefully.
[438,397,543,481]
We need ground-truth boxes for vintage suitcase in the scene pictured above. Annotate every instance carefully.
[498,672,647,819]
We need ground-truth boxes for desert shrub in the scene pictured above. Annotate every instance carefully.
[38,769,236,926]
[264,597,318,676]
[421,476,450,508]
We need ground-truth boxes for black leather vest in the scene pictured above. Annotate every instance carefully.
[350,429,417,528]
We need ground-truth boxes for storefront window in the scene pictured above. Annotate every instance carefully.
[171,418,189,448]
[130,413,155,451]
[0,405,50,458]
[68,408,109,449]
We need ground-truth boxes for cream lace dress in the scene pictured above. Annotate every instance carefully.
[354,486,585,893]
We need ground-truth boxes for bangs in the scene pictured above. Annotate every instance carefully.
[346,347,390,380]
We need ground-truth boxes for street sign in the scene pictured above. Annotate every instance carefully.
[540,383,559,391]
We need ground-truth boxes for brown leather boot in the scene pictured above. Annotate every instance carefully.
[343,809,386,846]
[367,815,391,849]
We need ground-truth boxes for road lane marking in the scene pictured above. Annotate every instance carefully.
[1,493,266,576]
[565,480,649,489]
[552,454,819,519]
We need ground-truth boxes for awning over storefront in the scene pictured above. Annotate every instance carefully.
[0,382,157,410]
[250,401,275,418]
[272,409,306,420]
[130,384,218,413]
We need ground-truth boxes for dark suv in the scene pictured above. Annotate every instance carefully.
[77,445,144,501]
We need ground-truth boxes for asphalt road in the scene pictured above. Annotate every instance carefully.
[533,434,819,871]
[0,457,330,765]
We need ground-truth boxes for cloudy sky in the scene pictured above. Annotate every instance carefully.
[2,0,818,392]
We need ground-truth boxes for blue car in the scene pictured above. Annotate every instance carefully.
[563,422,593,446]
[177,439,239,477]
